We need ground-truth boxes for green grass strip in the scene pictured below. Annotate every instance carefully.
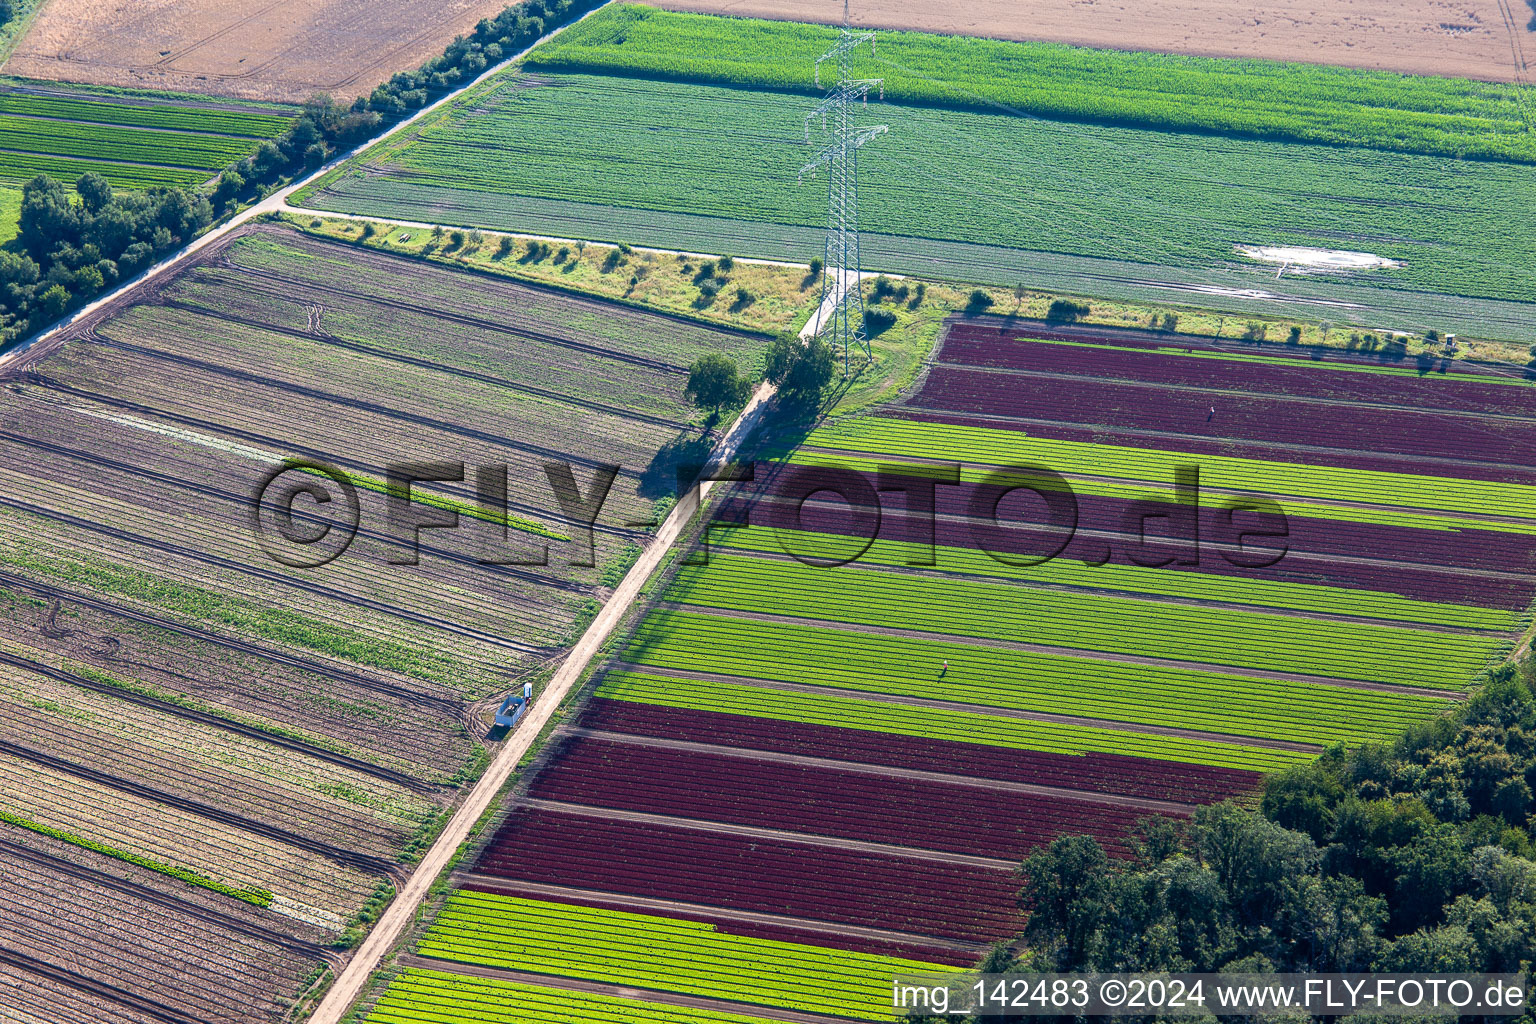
[792,417,1536,523]
[598,669,1308,772]
[623,609,1453,747]
[712,525,1518,630]
[0,808,273,906]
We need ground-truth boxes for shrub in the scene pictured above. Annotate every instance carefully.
[601,248,623,272]
[966,289,995,314]
[554,247,569,264]
[808,256,824,278]
[496,236,514,258]
[864,307,897,334]
[1287,325,1303,344]
[448,230,466,249]
[360,223,375,239]
[1242,322,1268,341]
[717,255,735,271]
[731,286,756,310]
[1045,298,1089,323]
[908,282,926,309]
[766,333,835,412]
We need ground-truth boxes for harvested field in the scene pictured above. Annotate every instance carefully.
[651,0,1532,82]
[0,222,772,1022]
[6,0,519,103]
[0,823,324,1024]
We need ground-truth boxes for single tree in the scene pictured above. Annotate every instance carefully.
[685,353,748,414]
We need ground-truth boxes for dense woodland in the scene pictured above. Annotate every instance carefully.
[940,658,1536,1020]
[0,0,598,343]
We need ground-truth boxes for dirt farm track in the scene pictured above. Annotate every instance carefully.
[658,0,1534,81]
[2,0,518,102]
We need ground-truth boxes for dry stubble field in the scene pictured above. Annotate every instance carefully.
[655,0,1533,81]
[2,0,517,101]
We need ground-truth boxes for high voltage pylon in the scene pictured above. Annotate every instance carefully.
[799,1,886,376]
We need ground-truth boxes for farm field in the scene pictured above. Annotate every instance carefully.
[533,6,1536,161]
[299,9,1536,341]
[648,0,1530,83]
[360,314,1536,1023]
[0,222,773,1022]
[5,0,524,103]
[0,81,296,194]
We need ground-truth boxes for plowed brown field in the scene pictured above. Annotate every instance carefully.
[3,0,514,102]
[653,0,1532,81]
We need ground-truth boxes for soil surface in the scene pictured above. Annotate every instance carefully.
[655,0,1533,82]
[3,0,516,102]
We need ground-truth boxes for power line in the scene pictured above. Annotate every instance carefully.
[799,0,887,375]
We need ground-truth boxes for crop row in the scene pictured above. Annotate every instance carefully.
[309,72,1536,306]
[740,471,1536,610]
[368,969,778,1024]
[0,113,263,169]
[592,671,1302,774]
[623,610,1453,746]
[475,807,1023,942]
[667,554,1496,688]
[0,149,207,189]
[797,418,1536,523]
[527,5,1534,161]
[584,682,1278,790]
[420,890,952,1019]
[0,89,295,137]
[914,364,1536,478]
[712,524,1517,628]
[940,325,1536,417]
[531,735,1162,859]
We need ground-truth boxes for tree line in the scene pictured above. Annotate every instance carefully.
[919,658,1536,1021]
[0,0,602,345]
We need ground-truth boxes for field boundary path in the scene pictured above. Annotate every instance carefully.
[0,0,620,375]
[305,380,779,1024]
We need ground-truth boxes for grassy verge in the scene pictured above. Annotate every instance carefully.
[286,214,820,338]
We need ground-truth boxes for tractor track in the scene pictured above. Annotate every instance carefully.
[0,943,205,1024]
[0,491,546,656]
[0,565,463,720]
[158,297,692,431]
[0,428,594,598]
[0,834,340,966]
[228,261,692,376]
[0,647,440,796]
[83,331,646,481]
[0,732,402,879]
[26,368,649,542]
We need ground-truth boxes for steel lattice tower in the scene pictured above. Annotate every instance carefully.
[799,2,886,375]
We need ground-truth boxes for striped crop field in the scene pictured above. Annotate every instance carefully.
[365,316,1536,1024]
[298,6,1536,340]
[0,83,297,192]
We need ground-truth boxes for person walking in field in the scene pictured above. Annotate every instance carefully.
[940,660,948,677]
[523,679,534,703]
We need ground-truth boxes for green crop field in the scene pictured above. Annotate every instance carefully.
[596,670,1313,771]
[665,554,1500,688]
[530,5,1536,162]
[712,525,1520,629]
[303,70,1536,317]
[370,969,785,1024]
[789,418,1536,524]
[416,891,946,1020]
[623,609,1452,746]
[0,84,296,193]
